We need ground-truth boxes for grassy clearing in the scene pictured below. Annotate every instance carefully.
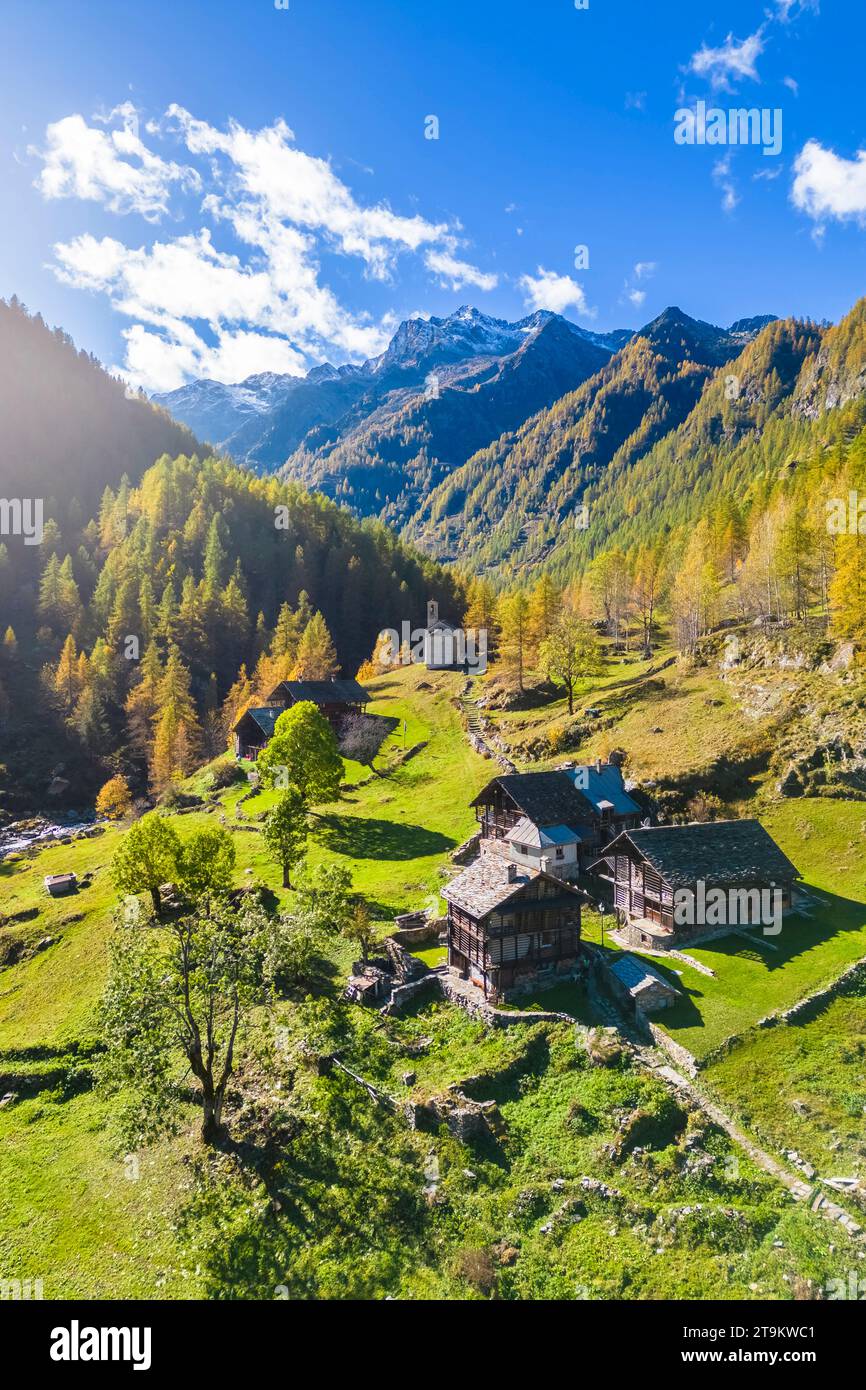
[2,659,865,1300]
[0,1088,200,1299]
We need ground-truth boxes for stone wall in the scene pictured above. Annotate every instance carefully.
[647,1022,699,1078]
[391,918,444,947]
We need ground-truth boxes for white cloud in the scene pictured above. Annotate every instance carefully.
[32,103,199,221]
[713,154,740,213]
[791,139,866,224]
[518,267,594,317]
[33,104,496,389]
[122,322,309,394]
[774,0,819,21]
[165,105,452,280]
[424,246,498,292]
[634,261,657,280]
[689,31,764,90]
[783,75,799,95]
[625,91,647,111]
[627,289,646,308]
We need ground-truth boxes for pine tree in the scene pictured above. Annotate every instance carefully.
[125,643,163,761]
[52,633,81,713]
[149,645,201,791]
[221,664,254,744]
[496,589,531,692]
[293,611,339,680]
[527,575,562,664]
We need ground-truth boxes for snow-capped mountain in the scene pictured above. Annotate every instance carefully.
[151,304,632,464]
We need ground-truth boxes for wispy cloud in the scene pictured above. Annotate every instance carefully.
[689,31,764,91]
[32,103,498,390]
[713,153,740,213]
[621,260,657,312]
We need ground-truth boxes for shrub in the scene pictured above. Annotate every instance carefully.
[453,1247,498,1296]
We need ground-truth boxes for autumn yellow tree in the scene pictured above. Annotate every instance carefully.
[96,774,133,820]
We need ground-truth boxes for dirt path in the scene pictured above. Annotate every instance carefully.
[636,1044,863,1237]
[586,978,864,1238]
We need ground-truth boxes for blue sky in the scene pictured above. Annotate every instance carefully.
[1,0,863,391]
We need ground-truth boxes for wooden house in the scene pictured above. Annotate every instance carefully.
[443,856,582,1002]
[471,763,641,879]
[588,819,801,950]
[232,677,371,758]
[231,705,283,759]
[264,678,370,724]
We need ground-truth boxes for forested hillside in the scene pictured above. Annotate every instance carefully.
[0,306,464,814]
[407,300,866,587]
[0,297,200,512]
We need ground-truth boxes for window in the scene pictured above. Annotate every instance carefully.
[555,846,565,860]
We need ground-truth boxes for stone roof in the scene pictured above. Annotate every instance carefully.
[565,764,641,817]
[474,766,640,827]
[444,856,537,917]
[507,818,582,848]
[610,952,680,1000]
[608,819,800,888]
[473,771,591,825]
[233,705,282,738]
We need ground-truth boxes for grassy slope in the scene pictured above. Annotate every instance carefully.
[2,656,865,1298]
[0,663,492,1296]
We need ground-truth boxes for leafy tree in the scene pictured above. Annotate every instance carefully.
[262,789,309,889]
[95,774,133,820]
[177,825,236,902]
[539,613,603,714]
[295,863,354,936]
[111,812,181,916]
[257,700,343,804]
[342,901,376,966]
[97,897,267,1145]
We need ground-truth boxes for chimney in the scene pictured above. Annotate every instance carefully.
[427,598,438,628]
[507,863,518,882]
[595,757,603,774]
[540,855,550,875]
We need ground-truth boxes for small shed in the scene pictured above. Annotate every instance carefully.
[608,952,680,1014]
[44,872,77,897]
[344,966,390,1005]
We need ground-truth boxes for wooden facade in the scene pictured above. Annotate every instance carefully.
[590,821,800,950]
[472,767,641,871]
[445,862,582,1001]
[265,679,370,726]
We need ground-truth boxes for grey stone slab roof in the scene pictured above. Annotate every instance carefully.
[231,706,282,738]
[472,771,592,825]
[607,819,800,888]
[267,679,370,705]
[444,856,538,917]
[507,818,583,848]
[610,952,680,998]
